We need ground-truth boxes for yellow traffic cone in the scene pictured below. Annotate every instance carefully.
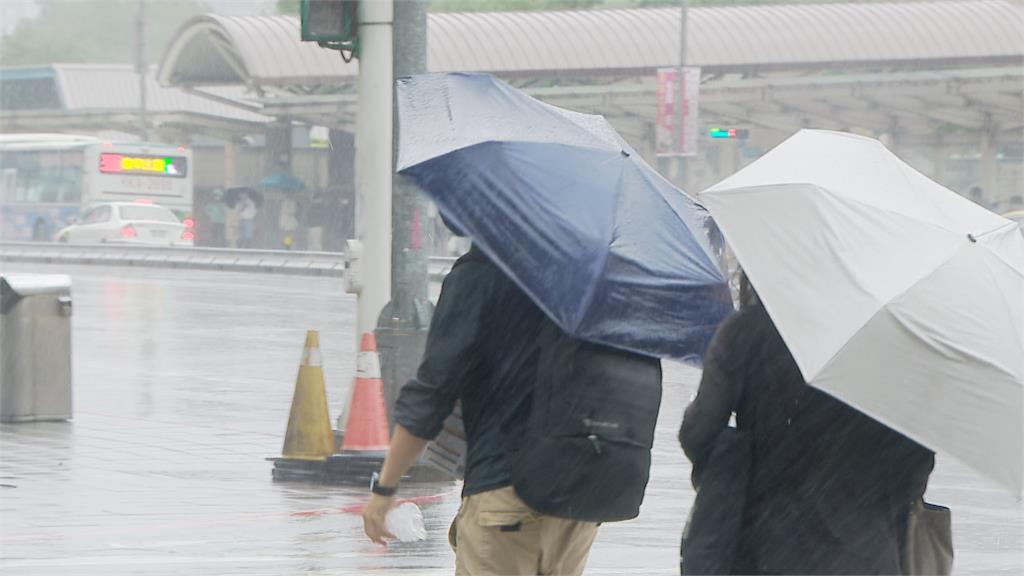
[281,330,335,460]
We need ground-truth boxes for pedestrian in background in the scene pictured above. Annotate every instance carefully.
[304,192,326,251]
[204,189,227,247]
[679,273,935,575]
[225,194,241,248]
[362,238,637,575]
[238,193,257,248]
[278,195,299,250]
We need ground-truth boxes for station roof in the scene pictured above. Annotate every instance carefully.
[0,64,269,138]
[159,0,1024,88]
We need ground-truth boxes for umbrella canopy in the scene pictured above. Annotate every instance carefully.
[261,172,305,192]
[701,129,1024,496]
[223,186,260,209]
[397,72,732,360]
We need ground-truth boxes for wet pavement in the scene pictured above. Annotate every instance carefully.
[1,263,1021,575]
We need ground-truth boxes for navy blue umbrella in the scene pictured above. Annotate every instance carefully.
[397,72,732,360]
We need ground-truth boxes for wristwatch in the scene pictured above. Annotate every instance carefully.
[370,471,398,497]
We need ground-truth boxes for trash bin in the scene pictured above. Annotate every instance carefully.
[0,274,73,423]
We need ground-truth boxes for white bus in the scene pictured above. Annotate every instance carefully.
[0,134,194,241]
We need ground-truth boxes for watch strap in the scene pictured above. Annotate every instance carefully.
[370,472,398,497]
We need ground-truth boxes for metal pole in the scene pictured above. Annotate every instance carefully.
[355,0,394,338]
[136,0,149,141]
[389,0,429,325]
[675,0,688,188]
[376,0,431,429]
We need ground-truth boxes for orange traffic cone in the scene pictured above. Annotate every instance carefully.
[281,331,335,460]
[341,332,391,452]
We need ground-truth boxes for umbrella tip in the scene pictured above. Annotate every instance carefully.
[621,150,630,157]
[967,233,977,243]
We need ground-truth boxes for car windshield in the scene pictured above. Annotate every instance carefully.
[118,205,179,223]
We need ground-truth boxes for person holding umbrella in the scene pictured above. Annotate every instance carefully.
[681,128,1024,575]
[362,73,732,575]
[679,273,935,574]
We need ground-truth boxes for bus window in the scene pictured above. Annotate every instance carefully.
[1,168,15,203]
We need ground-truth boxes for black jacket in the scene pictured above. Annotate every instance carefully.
[680,304,935,575]
[393,247,546,496]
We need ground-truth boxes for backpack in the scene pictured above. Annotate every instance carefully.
[511,320,662,523]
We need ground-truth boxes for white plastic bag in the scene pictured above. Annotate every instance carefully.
[386,502,427,542]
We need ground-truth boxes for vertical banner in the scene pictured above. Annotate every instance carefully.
[656,66,701,157]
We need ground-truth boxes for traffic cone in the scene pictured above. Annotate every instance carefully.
[281,330,335,460]
[341,332,391,452]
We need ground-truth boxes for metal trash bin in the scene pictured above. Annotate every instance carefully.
[0,274,73,422]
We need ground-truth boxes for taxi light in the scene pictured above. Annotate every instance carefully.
[182,218,195,229]
[121,225,138,238]
[181,230,195,241]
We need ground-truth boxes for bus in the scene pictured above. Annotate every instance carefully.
[0,134,193,241]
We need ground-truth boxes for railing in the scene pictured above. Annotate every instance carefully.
[0,241,458,280]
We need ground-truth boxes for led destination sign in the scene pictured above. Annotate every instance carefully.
[99,153,188,178]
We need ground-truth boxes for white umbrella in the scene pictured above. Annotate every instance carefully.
[700,129,1024,497]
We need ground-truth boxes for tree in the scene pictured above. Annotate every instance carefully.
[0,0,205,66]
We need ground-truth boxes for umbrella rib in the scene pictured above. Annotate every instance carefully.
[815,244,1021,385]
[570,159,625,333]
[634,166,724,281]
[702,183,1008,241]
[977,249,1024,360]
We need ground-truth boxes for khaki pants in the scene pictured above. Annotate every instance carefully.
[448,486,599,576]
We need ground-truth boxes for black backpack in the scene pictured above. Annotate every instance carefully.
[511,320,663,523]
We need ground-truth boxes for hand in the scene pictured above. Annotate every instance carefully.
[362,493,396,545]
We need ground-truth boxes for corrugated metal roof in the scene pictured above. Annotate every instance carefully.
[160,0,1024,87]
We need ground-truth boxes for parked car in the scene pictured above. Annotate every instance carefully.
[57,202,194,246]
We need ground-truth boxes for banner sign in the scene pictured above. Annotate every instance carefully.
[656,67,701,157]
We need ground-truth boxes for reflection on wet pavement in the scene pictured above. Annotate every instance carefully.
[1,264,1021,575]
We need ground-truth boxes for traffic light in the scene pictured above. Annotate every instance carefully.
[300,0,359,56]
[709,128,750,140]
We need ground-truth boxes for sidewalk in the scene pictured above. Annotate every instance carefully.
[1,264,1021,575]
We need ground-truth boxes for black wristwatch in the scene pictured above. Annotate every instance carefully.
[370,472,398,497]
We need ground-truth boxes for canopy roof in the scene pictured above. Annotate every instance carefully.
[159,1,1024,88]
[0,64,269,139]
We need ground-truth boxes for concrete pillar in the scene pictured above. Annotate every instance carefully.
[979,115,998,209]
[932,135,947,188]
[377,0,431,431]
[224,141,238,188]
[264,121,292,177]
[327,129,356,250]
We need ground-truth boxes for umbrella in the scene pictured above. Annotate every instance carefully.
[397,72,732,360]
[261,172,305,192]
[700,129,1024,496]
[223,186,255,209]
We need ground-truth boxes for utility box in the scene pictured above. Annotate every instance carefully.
[0,274,73,423]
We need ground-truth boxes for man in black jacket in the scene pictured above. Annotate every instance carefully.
[680,297,935,575]
[362,246,601,575]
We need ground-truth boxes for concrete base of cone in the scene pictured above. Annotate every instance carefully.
[270,452,451,485]
[271,429,454,484]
